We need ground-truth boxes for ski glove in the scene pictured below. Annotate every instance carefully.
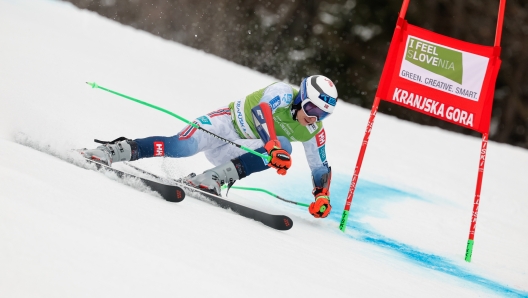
[309,188,331,218]
[264,140,291,175]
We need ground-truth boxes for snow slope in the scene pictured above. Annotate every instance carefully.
[0,0,527,297]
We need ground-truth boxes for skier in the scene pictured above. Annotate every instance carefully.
[80,75,338,218]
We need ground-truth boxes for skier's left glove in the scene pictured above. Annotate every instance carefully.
[264,140,291,175]
[309,187,331,218]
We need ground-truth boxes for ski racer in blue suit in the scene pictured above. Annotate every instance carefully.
[81,75,338,218]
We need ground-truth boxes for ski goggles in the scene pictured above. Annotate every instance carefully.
[301,99,331,121]
[299,77,334,121]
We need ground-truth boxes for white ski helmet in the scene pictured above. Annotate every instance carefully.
[298,75,338,120]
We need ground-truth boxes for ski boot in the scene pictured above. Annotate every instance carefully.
[79,138,138,166]
[185,160,244,196]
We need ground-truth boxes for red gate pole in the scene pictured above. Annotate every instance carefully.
[494,0,506,47]
[399,0,410,18]
[339,97,381,231]
[464,0,506,262]
[339,0,410,232]
[465,133,489,262]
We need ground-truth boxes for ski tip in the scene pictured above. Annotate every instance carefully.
[166,187,186,202]
[86,82,98,88]
[277,216,293,231]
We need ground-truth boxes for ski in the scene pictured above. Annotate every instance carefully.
[197,190,293,230]
[123,162,293,231]
[84,158,185,203]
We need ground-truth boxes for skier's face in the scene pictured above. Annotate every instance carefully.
[296,108,318,126]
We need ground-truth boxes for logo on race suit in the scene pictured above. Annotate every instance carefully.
[235,101,250,138]
[282,94,292,105]
[318,145,327,161]
[316,129,326,147]
[307,123,318,134]
[233,100,257,139]
[154,141,164,156]
[197,116,211,125]
[269,96,281,110]
[256,109,264,119]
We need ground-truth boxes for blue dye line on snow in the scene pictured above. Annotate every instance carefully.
[334,176,528,297]
[356,232,528,297]
[280,174,528,297]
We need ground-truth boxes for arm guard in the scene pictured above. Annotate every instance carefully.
[251,102,278,144]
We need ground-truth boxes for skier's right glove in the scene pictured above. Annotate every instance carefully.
[264,140,291,175]
[309,188,332,218]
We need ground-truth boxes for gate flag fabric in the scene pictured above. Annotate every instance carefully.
[376,21,502,133]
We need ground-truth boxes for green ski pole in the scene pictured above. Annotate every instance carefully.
[86,82,271,162]
[222,185,310,207]
[123,161,307,207]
